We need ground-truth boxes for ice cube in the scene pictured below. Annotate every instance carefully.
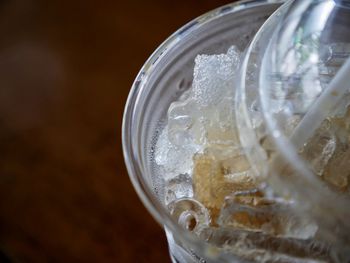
[155,47,242,182]
[218,191,318,239]
[155,127,200,180]
[199,227,331,263]
[192,47,239,107]
[168,198,210,234]
[217,96,236,130]
[206,124,238,146]
[217,190,275,232]
[300,106,350,190]
[204,98,240,147]
[323,147,350,190]
[167,99,205,146]
[165,173,193,205]
[300,120,336,176]
[192,151,226,218]
[193,150,256,222]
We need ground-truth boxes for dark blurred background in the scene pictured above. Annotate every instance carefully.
[0,0,234,262]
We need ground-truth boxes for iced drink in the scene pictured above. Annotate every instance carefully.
[154,45,349,262]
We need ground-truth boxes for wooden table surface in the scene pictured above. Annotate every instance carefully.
[0,0,234,262]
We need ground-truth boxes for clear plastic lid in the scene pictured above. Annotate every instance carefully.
[237,0,350,257]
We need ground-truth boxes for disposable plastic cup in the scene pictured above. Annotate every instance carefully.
[122,1,282,262]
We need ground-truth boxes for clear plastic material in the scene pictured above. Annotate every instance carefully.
[237,0,350,259]
[123,1,283,262]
